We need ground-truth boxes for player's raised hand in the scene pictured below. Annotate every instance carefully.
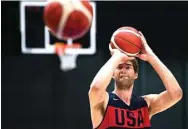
[109,43,135,63]
[136,31,155,61]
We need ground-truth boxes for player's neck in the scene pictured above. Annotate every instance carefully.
[113,86,133,105]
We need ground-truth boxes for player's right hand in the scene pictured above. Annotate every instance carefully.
[109,43,135,63]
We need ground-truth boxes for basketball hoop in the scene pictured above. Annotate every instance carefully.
[55,43,81,71]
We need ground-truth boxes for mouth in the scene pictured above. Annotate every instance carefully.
[119,74,129,79]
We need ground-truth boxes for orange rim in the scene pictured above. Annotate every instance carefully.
[55,43,82,55]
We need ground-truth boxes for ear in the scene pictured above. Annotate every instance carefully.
[134,73,138,79]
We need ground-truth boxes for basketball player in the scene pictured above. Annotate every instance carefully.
[88,32,183,129]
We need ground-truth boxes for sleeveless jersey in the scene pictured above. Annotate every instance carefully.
[96,92,151,129]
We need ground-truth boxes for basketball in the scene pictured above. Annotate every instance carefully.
[43,0,93,40]
[110,26,143,56]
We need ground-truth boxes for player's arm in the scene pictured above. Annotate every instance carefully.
[138,32,183,117]
[88,45,134,108]
[143,55,183,117]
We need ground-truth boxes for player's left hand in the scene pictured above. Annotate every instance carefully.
[136,31,155,61]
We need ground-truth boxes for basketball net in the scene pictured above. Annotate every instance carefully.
[55,41,81,72]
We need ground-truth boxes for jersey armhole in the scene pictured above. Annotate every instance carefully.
[141,95,150,108]
[141,96,153,119]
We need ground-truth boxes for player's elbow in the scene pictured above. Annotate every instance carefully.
[89,83,99,94]
[177,88,183,100]
[89,82,105,95]
[89,82,101,91]
[173,87,183,101]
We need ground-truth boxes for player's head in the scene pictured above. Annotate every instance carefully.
[113,58,139,90]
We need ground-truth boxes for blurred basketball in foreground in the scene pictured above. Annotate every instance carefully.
[110,26,143,56]
[43,0,93,40]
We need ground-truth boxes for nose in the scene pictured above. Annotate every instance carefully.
[121,67,128,73]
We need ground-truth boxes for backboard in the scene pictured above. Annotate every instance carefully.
[20,1,96,55]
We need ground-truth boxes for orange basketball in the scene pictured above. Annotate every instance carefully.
[110,26,143,56]
[43,0,93,40]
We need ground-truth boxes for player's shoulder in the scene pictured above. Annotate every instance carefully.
[141,94,158,107]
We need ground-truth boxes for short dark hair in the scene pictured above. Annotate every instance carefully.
[130,58,139,73]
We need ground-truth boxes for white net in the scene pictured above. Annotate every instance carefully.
[55,41,81,72]
[58,53,78,72]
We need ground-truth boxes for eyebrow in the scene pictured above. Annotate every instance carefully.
[125,63,133,66]
[118,63,133,67]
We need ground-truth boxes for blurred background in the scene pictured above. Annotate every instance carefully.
[2,1,188,129]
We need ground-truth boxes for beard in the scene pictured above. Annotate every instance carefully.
[115,76,134,90]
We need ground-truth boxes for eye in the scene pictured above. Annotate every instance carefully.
[118,65,123,69]
[125,66,130,69]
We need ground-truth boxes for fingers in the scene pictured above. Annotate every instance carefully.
[138,31,148,49]
[109,43,113,51]
[139,31,146,40]
[109,43,121,55]
[139,31,146,42]
[135,54,140,58]
[138,31,144,37]
[139,31,146,45]
[108,43,136,60]
[109,43,115,55]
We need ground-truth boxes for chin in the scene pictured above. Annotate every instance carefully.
[124,81,134,87]
[117,82,133,90]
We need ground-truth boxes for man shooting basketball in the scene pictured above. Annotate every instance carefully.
[88,32,183,129]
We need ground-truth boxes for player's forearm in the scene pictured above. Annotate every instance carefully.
[90,54,121,91]
[148,55,183,99]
